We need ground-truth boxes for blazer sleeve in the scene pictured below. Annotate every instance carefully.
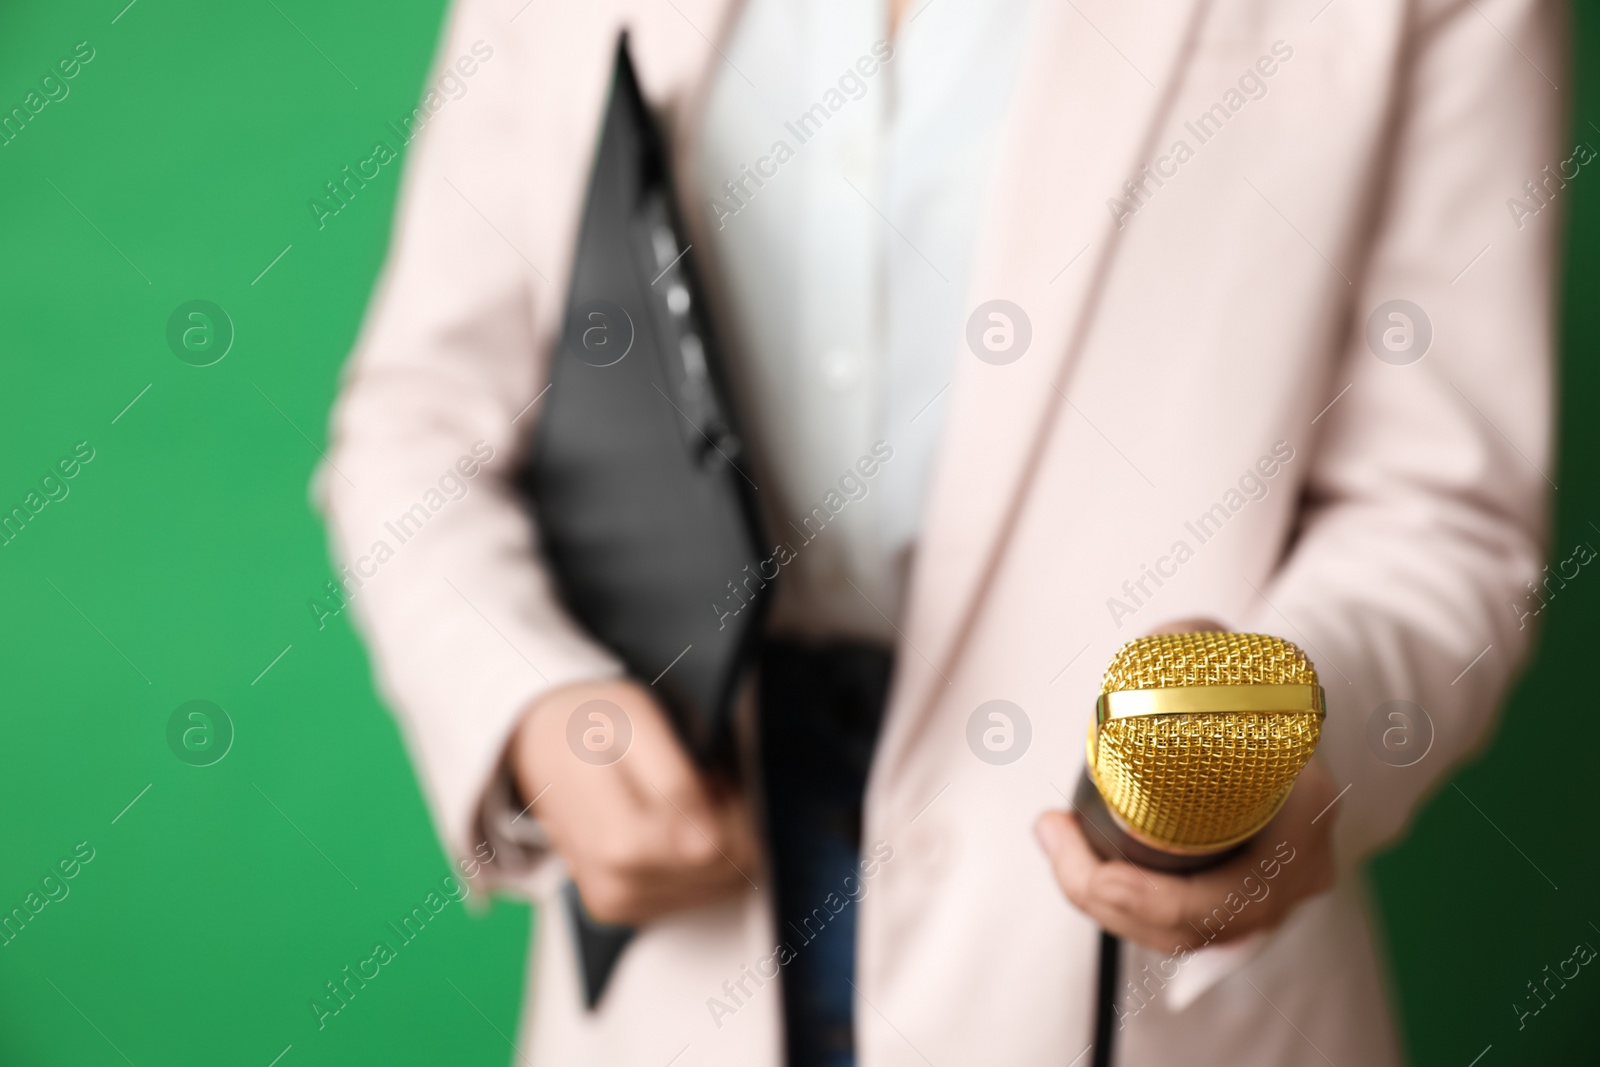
[314,0,622,886]
[1238,0,1567,871]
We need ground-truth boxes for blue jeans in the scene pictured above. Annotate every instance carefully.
[759,641,892,1067]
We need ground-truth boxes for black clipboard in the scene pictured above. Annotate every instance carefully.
[516,33,770,1009]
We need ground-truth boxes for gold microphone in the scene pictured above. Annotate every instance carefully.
[1072,631,1325,872]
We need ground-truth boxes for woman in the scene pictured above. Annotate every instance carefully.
[319,0,1563,1062]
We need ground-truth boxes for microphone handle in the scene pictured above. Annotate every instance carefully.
[1071,770,1246,875]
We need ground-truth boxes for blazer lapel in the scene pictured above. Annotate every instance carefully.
[882,0,1215,768]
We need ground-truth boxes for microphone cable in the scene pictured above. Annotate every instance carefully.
[1093,930,1120,1067]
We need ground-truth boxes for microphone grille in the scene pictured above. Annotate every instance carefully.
[1089,632,1322,854]
[1101,631,1317,691]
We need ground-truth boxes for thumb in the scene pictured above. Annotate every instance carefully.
[1035,810,1072,856]
[1036,811,1104,910]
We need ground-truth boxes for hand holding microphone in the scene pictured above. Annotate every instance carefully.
[1036,623,1337,954]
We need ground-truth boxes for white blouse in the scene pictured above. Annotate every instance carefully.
[695,0,1033,644]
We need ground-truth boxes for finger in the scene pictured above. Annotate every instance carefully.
[566,687,716,869]
[589,803,760,924]
[702,792,762,885]
[1034,815,1173,950]
[648,788,761,893]
[1036,811,1146,914]
[613,694,723,846]
[1038,811,1240,951]
[1036,811,1095,905]
[603,792,761,924]
[1167,773,1337,942]
[1138,835,1322,950]
[1163,855,1279,946]
[522,740,646,863]
[1077,837,1297,951]
[546,776,653,879]
[637,770,726,866]
[592,863,750,927]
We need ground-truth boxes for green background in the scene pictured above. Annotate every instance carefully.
[0,2,1592,1065]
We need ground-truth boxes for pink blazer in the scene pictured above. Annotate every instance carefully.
[319,0,1563,1062]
